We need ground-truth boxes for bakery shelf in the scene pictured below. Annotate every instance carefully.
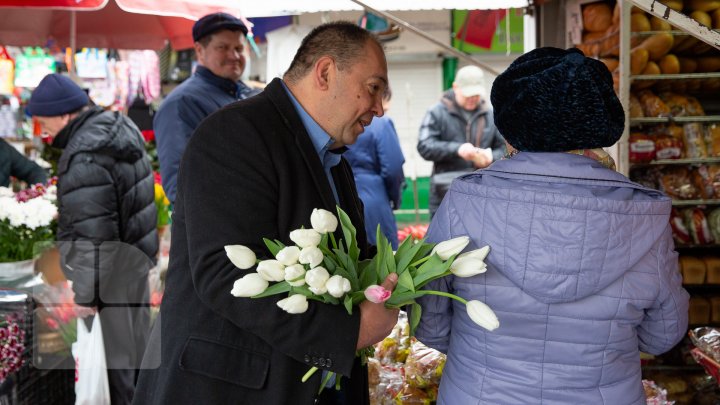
[631,72,720,81]
[631,157,720,165]
[671,199,720,206]
[676,244,720,249]
[630,115,720,125]
[630,29,720,37]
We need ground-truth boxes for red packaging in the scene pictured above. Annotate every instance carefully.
[629,132,655,163]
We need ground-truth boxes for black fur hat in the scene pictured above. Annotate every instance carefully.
[490,47,624,152]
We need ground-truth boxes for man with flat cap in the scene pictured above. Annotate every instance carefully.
[154,12,260,203]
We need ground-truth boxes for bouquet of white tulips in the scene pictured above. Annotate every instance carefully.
[225,206,498,392]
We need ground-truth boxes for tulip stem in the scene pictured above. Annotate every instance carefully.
[415,290,468,305]
[330,233,338,250]
[302,366,318,382]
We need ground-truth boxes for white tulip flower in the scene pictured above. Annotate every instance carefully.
[305,267,330,290]
[225,245,257,269]
[256,260,286,282]
[450,257,487,278]
[276,246,301,266]
[284,264,306,286]
[458,245,490,262]
[299,246,324,268]
[326,275,351,298]
[289,229,322,248]
[466,300,500,331]
[431,236,470,260]
[230,273,269,297]
[277,294,309,314]
[310,208,338,233]
[309,285,328,295]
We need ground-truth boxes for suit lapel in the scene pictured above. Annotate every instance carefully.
[264,78,337,211]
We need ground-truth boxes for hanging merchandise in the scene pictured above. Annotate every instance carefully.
[13,47,55,88]
[0,47,14,95]
[75,48,108,79]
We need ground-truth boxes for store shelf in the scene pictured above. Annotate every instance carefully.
[631,72,720,81]
[631,29,720,37]
[684,285,720,294]
[630,115,720,125]
[676,244,720,249]
[631,157,720,165]
[672,199,720,206]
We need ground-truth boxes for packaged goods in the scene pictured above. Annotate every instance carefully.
[642,379,673,405]
[671,208,693,245]
[629,94,644,118]
[708,208,720,242]
[659,92,690,116]
[629,132,655,162]
[638,90,671,117]
[686,96,705,116]
[684,208,715,245]
[693,165,716,199]
[690,327,720,363]
[684,123,709,158]
[705,166,720,197]
[654,134,683,160]
[705,124,720,157]
[404,339,446,389]
[660,167,699,199]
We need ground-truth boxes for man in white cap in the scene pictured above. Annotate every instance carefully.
[417,65,506,217]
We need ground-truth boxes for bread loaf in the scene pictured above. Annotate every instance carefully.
[690,10,713,27]
[711,297,720,323]
[678,57,698,73]
[705,257,720,283]
[659,54,681,74]
[689,296,711,325]
[688,0,720,12]
[631,48,650,75]
[583,3,613,32]
[680,256,707,284]
[635,32,674,61]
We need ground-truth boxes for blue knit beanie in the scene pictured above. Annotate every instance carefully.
[490,47,624,152]
[28,74,89,117]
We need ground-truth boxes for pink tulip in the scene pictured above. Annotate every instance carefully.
[364,285,391,304]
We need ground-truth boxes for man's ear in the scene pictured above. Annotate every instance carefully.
[313,56,335,91]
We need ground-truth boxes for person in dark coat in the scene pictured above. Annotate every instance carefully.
[153,12,260,203]
[417,65,506,217]
[28,73,158,405]
[0,138,47,187]
[132,22,399,405]
[344,90,405,249]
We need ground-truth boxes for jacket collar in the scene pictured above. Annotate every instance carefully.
[263,78,337,211]
[195,65,251,98]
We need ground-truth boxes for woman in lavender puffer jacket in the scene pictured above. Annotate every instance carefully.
[415,47,689,405]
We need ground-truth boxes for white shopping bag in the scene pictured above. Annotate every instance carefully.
[72,315,111,405]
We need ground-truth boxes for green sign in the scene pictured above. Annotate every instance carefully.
[452,9,524,54]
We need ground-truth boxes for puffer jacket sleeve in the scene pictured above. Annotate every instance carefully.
[417,105,464,163]
[59,157,119,306]
[637,225,690,354]
[414,203,456,353]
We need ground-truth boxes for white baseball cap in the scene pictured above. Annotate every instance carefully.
[454,65,485,97]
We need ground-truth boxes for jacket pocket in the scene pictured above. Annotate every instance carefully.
[179,337,269,389]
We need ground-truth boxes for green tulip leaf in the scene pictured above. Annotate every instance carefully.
[253,281,291,298]
[343,295,353,315]
[262,238,285,257]
[397,270,415,293]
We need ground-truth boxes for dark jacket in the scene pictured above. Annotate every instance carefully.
[417,90,505,212]
[133,78,371,405]
[53,106,158,376]
[154,66,260,203]
[0,138,47,187]
[344,115,405,249]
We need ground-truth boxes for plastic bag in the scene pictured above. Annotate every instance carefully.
[14,47,55,88]
[72,315,110,405]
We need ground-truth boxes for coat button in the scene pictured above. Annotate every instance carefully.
[312,357,318,365]
[304,354,311,364]
[318,358,326,367]
[326,359,332,367]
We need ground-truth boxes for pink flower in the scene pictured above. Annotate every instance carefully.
[46,317,59,330]
[364,285,391,304]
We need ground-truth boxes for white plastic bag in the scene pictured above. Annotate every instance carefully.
[72,315,110,405]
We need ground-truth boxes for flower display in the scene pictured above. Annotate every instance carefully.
[0,180,58,263]
[225,207,498,394]
[34,281,94,353]
[153,173,171,227]
[0,313,25,383]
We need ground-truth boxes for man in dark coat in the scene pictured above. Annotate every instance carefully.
[0,138,47,187]
[29,73,158,405]
[133,22,399,405]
